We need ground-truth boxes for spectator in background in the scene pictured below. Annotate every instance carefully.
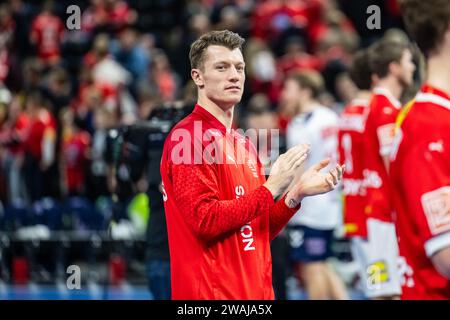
[23,91,57,202]
[42,67,72,119]
[0,3,15,84]
[10,0,33,60]
[285,70,348,300]
[174,13,211,85]
[319,47,356,109]
[277,67,302,134]
[244,39,279,104]
[0,87,10,196]
[214,5,248,37]
[0,93,29,204]
[278,36,322,76]
[74,84,103,135]
[148,51,179,103]
[22,58,44,93]
[251,0,321,51]
[136,87,160,122]
[87,33,138,124]
[309,3,357,54]
[82,0,137,35]
[85,106,117,202]
[110,28,150,98]
[8,0,35,92]
[333,72,358,110]
[244,93,279,167]
[90,34,131,100]
[83,33,110,69]
[59,107,91,197]
[30,0,65,67]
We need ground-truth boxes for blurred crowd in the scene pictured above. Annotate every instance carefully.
[0,0,403,214]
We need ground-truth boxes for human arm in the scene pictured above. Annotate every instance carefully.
[284,158,344,208]
[170,144,309,242]
[432,245,450,279]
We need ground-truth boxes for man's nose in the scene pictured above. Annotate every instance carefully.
[228,66,240,82]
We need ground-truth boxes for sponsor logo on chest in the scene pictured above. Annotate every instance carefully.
[236,185,256,251]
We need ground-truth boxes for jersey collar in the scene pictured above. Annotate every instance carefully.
[350,98,370,107]
[373,87,401,109]
[421,84,450,100]
[192,104,228,135]
[416,84,450,111]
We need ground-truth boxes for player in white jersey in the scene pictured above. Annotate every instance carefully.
[284,70,348,300]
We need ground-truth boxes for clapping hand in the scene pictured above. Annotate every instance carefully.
[284,159,344,208]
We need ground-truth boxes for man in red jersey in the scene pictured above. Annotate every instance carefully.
[363,38,416,298]
[339,49,372,240]
[338,49,377,298]
[160,30,344,300]
[23,92,57,202]
[389,0,450,299]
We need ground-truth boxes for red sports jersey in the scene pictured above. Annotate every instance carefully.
[390,85,450,299]
[12,114,29,154]
[338,98,370,237]
[160,105,299,300]
[24,109,56,160]
[364,87,401,222]
[62,130,90,194]
[30,13,64,62]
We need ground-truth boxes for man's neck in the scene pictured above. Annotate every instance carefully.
[299,99,320,114]
[375,76,403,100]
[355,90,372,102]
[426,52,450,97]
[197,97,234,130]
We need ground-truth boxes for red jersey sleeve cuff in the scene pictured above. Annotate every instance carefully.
[260,185,276,205]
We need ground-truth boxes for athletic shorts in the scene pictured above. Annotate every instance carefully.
[351,218,402,298]
[286,225,334,262]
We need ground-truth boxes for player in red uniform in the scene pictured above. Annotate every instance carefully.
[160,30,344,299]
[338,49,378,298]
[363,38,416,298]
[389,0,450,299]
[60,108,91,196]
[339,49,373,240]
[23,92,57,201]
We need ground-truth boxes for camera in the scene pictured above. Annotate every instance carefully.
[105,102,194,198]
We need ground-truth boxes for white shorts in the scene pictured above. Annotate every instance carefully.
[351,218,402,298]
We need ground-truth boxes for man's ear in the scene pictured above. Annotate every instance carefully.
[371,73,379,86]
[191,68,204,87]
[389,61,401,77]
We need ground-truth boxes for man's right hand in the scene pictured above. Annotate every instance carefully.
[263,144,310,198]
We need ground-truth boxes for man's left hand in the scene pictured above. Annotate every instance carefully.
[284,159,344,208]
